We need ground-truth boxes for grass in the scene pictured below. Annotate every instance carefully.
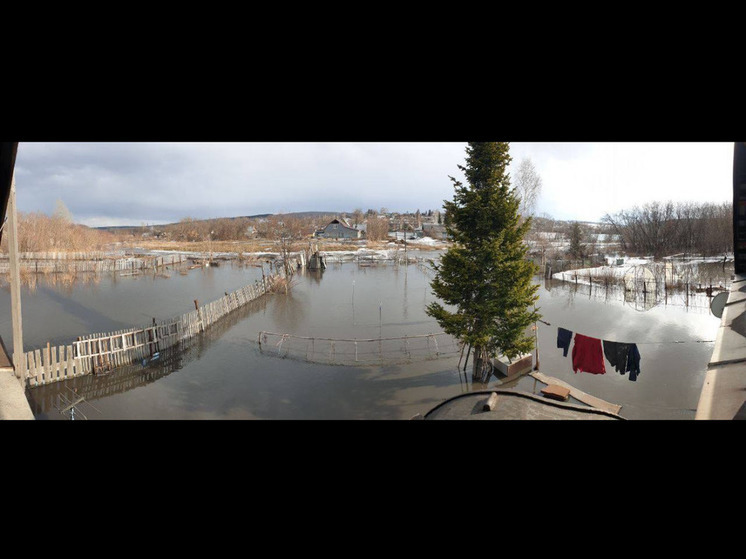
[122,237,445,254]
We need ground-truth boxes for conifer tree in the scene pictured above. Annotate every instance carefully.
[568,221,584,261]
[426,142,540,382]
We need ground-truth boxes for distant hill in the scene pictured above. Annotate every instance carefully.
[93,211,341,230]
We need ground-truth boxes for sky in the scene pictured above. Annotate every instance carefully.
[11,142,735,227]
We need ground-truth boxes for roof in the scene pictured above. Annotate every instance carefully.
[420,389,625,420]
[0,142,18,245]
[327,218,357,230]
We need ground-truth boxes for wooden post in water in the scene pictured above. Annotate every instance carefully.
[194,299,204,332]
[6,174,24,383]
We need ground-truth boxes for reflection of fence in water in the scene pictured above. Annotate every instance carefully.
[550,274,717,313]
[258,331,461,365]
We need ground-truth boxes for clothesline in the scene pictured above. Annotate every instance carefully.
[556,327,640,380]
[539,320,714,345]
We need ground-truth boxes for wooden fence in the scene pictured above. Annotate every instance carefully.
[0,253,186,274]
[20,273,280,388]
[10,251,113,260]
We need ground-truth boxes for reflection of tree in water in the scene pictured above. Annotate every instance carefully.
[1,269,105,296]
[299,268,324,285]
[26,296,267,418]
[545,275,714,313]
[269,290,306,333]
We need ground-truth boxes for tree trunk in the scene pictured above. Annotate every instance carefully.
[472,345,486,382]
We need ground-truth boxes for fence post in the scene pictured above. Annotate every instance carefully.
[194,299,204,332]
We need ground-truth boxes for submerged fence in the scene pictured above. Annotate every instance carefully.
[20,273,281,388]
[0,253,187,274]
[258,331,461,366]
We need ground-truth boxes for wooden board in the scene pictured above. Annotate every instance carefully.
[529,371,622,415]
[541,384,571,401]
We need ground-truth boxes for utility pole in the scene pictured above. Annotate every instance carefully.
[7,174,24,382]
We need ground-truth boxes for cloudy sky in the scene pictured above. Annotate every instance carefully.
[11,142,735,227]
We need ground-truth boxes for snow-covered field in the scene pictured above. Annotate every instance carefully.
[138,236,447,262]
[551,254,733,288]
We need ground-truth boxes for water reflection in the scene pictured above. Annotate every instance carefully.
[302,268,324,284]
[27,294,266,418]
[15,259,723,420]
[269,289,307,333]
[0,262,266,351]
[545,277,716,316]
[37,284,132,333]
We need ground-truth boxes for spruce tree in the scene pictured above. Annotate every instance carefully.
[568,221,584,261]
[426,142,540,382]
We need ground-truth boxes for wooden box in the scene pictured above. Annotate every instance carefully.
[492,353,533,377]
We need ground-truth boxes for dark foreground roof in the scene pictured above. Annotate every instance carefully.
[0,142,18,245]
[421,389,625,420]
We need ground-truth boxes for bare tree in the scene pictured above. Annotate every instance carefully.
[1,207,116,253]
[603,200,732,258]
[365,215,390,241]
[351,208,364,227]
[513,157,542,220]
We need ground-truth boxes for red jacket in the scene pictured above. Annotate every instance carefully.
[572,333,606,374]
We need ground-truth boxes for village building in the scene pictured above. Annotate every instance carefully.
[316,218,362,240]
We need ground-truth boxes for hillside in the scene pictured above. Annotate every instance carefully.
[94,211,341,232]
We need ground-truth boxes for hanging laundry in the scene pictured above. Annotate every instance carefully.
[602,340,632,375]
[557,327,573,357]
[626,344,641,381]
[572,333,606,374]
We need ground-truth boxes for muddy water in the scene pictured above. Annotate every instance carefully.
[1,260,723,420]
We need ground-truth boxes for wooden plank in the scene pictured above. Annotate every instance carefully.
[27,351,34,385]
[58,345,66,379]
[33,350,42,385]
[25,351,35,386]
[34,349,43,385]
[528,372,622,415]
[51,345,58,383]
[29,351,36,384]
[66,345,74,378]
[43,345,50,380]
[24,351,33,383]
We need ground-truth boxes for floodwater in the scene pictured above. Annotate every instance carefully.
[0,257,725,420]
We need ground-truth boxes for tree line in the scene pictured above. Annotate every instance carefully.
[153,208,428,243]
[601,200,732,258]
[0,201,117,253]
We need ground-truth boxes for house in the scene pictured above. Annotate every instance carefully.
[318,218,362,240]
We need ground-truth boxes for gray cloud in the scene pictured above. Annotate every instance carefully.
[11,142,734,227]
[13,142,469,226]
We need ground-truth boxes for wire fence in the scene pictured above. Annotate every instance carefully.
[258,331,461,366]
